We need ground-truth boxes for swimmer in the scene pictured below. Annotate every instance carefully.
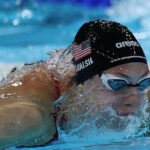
[0,20,150,148]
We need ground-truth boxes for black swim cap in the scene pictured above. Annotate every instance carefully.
[72,20,147,84]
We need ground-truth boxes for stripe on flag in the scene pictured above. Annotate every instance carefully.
[74,40,91,61]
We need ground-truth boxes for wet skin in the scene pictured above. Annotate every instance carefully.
[0,64,58,148]
[0,61,149,148]
[56,62,150,130]
[89,62,150,116]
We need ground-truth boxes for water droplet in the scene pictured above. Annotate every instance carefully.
[21,9,33,19]
[13,19,20,26]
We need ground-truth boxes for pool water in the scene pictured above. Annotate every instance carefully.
[1,0,150,149]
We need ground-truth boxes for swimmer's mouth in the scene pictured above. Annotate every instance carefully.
[118,112,135,116]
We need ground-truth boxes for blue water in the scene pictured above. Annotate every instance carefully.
[0,0,150,63]
[1,0,150,149]
[0,0,110,63]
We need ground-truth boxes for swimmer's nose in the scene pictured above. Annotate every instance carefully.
[123,87,139,107]
[124,94,139,108]
[116,94,140,116]
[112,87,146,116]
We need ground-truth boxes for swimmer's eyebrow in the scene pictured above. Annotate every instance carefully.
[115,71,150,80]
[139,72,150,79]
[113,74,129,79]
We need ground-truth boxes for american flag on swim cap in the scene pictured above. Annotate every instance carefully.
[74,39,91,61]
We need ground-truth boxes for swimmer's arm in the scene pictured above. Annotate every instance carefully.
[0,64,58,146]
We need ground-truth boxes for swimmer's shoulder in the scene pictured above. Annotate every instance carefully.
[0,60,59,103]
[0,47,75,102]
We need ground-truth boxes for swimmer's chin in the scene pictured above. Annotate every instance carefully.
[0,102,56,148]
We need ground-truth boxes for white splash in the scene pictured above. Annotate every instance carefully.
[0,94,6,99]
[12,82,22,87]
[57,98,150,145]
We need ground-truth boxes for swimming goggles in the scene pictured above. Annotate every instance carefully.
[101,73,150,91]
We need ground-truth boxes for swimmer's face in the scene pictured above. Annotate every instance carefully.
[88,62,150,116]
